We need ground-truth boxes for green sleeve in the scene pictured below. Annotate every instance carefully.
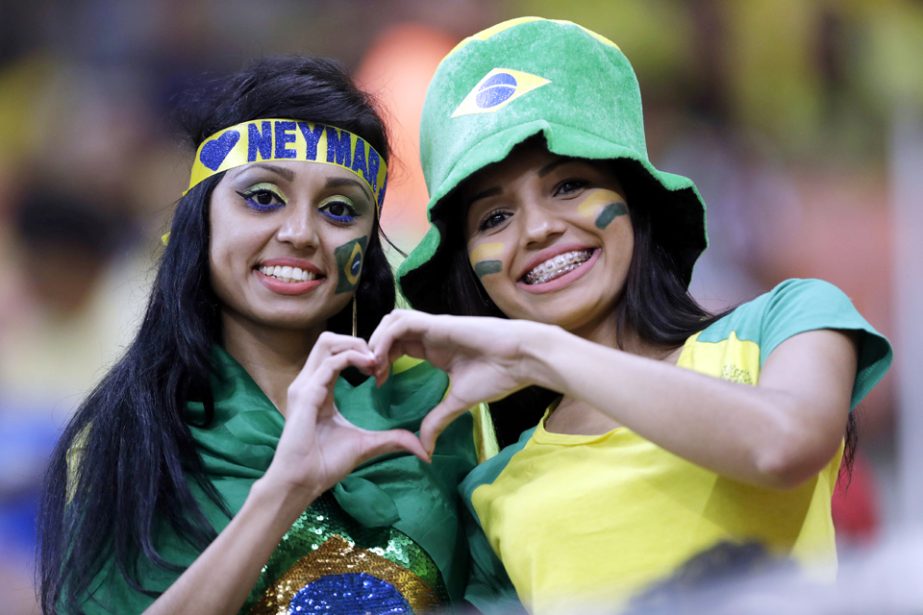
[758,278,892,409]
[463,510,526,614]
[458,428,535,613]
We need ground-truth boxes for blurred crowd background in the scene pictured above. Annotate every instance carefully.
[1,1,921,612]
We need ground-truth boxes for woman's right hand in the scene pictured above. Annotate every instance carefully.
[263,332,429,504]
[369,310,548,453]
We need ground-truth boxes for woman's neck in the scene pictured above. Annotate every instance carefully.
[568,308,621,349]
[548,316,685,435]
[221,312,324,415]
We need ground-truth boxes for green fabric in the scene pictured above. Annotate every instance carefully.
[461,428,535,615]
[80,347,476,613]
[398,17,708,313]
[694,278,893,409]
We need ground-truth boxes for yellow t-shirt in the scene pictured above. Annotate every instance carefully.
[461,279,892,613]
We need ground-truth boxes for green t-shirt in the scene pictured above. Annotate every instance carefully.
[77,348,478,614]
[461,278,892,614]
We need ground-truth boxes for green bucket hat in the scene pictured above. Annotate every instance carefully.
[398,17,708,313]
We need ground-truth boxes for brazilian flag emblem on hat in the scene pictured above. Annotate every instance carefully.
[452,68,550,118]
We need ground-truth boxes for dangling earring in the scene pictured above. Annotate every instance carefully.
[351,296,358,338]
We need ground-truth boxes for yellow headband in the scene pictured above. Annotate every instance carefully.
[185,118,388,210]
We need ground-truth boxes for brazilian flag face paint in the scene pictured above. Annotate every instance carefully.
[473,261,502,278]
[335,236,368,293]
[575,189,628,229]
[594,202,628,229]
[468,242,505,279]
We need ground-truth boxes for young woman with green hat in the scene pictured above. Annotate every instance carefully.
[370,17,893,613]
[38,57,482,614]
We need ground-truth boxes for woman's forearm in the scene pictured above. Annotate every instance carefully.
[368,310,854,488]
[143,477,319,615]
[524,325,857,489]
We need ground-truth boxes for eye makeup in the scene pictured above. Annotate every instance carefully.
[318,195,360,224]
[237,182,287,212]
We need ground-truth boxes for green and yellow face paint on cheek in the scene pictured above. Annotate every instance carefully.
[334,236,368,293]
[576,189,628,229]
[469,242,504,278]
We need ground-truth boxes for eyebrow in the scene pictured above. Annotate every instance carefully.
[238,163,296,180]
[465,186,503,209]
[325,177,373,202]
[465,157,579,208]
[538,157,578,177]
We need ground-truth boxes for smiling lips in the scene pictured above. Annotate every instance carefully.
[522,249,594,285]
[256,261,325,295]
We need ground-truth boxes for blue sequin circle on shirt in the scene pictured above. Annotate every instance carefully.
[289,572,411,614]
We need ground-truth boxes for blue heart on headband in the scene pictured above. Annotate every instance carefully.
[199,130,241,171]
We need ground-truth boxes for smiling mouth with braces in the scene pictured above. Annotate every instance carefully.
[523,249,593,285]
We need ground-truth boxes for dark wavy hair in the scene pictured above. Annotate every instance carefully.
[38,56,395,613]
[439,144,856,468]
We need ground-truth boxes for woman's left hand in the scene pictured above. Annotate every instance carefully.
[267,332,429,501]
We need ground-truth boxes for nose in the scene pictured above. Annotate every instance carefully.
[275,203,319,249]
[521,202,565,248]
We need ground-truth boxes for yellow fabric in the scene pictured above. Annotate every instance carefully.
[443,17,620,63]
[470,402,500,463]
[470,332,841,614]
[391,355,424,375]
[676,330,760,383]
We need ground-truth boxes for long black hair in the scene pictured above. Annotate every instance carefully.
[440,147,856,466]
[38,56,395,613]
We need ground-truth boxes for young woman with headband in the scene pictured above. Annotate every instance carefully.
[373,17,893,613]
[39,56,481,614]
